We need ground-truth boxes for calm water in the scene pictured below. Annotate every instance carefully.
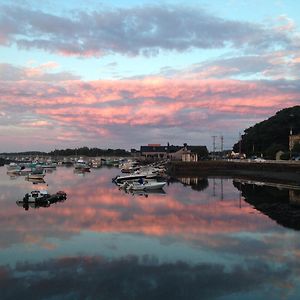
[1,165,300,299]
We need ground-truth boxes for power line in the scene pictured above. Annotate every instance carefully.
[220,135,224,156]
[238,132,242,154]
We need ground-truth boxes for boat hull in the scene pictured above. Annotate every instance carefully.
[128,182,166,191]
[113,173,158,183]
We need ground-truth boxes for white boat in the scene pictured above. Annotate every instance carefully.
[6,162,20,171]
[23,190,49,202]
[19,168,32,175]
[120,160,140,173]
[113,172,158,184]
[127,180,166,191]
[74,159,90,171]
[38,163,57,169]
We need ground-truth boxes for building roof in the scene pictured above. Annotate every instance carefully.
[140,146,169,153]
[140,145,207,154]
[186,146,207,152]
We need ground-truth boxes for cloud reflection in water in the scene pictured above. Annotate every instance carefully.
[0,255,293,300]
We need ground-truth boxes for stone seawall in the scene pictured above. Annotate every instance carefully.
[167,161,300,184]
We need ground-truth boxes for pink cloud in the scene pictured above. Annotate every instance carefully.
[0,76,299,150]
[20,120,52,127]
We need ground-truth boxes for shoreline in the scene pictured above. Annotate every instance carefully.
[167,161,300,185]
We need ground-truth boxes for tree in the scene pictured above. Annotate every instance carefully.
[292,143,300,153]
[233,106,300,157]
[265,143,285,160]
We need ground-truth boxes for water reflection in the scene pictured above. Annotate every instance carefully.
[123,189,166,198]
[73,168,91,175]
[1,167,300,299]
[0,255,293,300]
[234,179,300,230]
[177,177,209,191]
[25,177,46,184]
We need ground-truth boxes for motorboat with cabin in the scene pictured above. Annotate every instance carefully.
[26,168,45,180]
[6,162,21,171]
[74,159,91,171]
[17,190,67,205]
[16,190,67,210]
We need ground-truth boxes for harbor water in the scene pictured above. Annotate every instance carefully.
[0,165,300,299]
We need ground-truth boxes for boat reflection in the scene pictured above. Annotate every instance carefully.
[234,179,300,230]
[73,168,91,175]
[125,189,166,197]
[25,177,46,184]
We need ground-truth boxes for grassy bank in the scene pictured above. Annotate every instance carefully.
[167,160,300,184]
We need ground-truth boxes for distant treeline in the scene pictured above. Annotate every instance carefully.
[1,147,131,157]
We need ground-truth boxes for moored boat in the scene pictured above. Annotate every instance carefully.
[16,190,67,210]
[6,162,20,171]
[74,159,91,171]
[126,180,166,191]
[17,190,67,204]
[26,168,45,180]
[113,172,158,184]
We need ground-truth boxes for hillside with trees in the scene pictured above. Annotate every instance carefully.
[233,106,300,159]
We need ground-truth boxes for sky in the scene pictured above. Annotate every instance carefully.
[0,0,300,152]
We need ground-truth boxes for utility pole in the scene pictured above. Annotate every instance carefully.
[238,132,242,156]
[220,135,224,158]
[212,135,217,160]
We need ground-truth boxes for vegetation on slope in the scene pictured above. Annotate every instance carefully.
[233,106,300,159]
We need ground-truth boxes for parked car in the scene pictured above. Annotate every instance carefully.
[254,158,266,162]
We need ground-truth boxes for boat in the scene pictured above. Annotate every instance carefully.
[7,169,21,176]
[19,167,32,176]
[26,169,45,179]
[17,190,67,205]
[6,162,20,171]
[62,158,73,166]
[38,163,57,169]
[113,172,159,184]
[126,180,166,191]
[26,168,45,180]
[120,160,140,173]
[74,159,90,171]
[16,190,67,210]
